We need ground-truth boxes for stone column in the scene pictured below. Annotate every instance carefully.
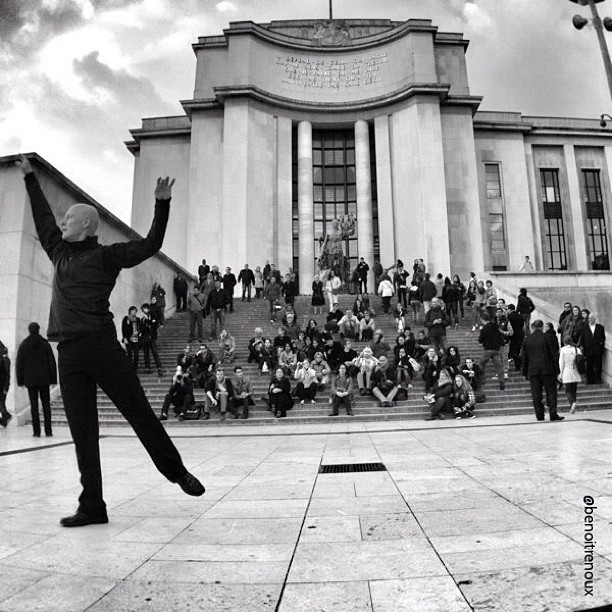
[564,144,589,270]
[297,121,314,294]
[354,120,375,289]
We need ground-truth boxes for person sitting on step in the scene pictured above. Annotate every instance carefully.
[370,355,400,408]
[293,359,318,404]
[424,369,454,421]
[329,364,354,416]
[353,346,379,395]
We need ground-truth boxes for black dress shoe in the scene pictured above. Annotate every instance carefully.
[60,511,109,527]
[550,415,565,422]
[176,472,206,497]
[536,417,545,421]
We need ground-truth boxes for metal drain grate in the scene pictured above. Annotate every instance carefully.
[319,462,387,474]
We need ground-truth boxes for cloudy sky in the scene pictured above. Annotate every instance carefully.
[1,0,610,222]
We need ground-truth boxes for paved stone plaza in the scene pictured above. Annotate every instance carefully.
[1,413,611,611]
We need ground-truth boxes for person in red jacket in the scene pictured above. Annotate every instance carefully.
[17,154,204,528]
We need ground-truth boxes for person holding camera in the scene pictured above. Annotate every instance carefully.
[159,367,195,420]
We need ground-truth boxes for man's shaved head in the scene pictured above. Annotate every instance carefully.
[60,203,99,241]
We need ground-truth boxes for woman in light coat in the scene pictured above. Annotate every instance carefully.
[559,336,582,414]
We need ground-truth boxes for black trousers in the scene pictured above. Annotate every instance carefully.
[586,354,603,384]
[529,374,558,420]
[28,385,52,436]
[142,340,162,370]
[126,341,139,370]
[397,288,407,308]
[58,327,187,515]
[176,292,187,311]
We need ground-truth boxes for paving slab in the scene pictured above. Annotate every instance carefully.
[1,414,612,611]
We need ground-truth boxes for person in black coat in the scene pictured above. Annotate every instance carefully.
[581,313,606,384]
[173,274,188,312]
[16,322,58,437]
[520,319,563,421]
[237,264,255,302]
[0,340,12,427]
[507,304,525,371]
[222,268,237,313]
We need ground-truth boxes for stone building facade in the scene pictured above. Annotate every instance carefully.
[127,18,612,293]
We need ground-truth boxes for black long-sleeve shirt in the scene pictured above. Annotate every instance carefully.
[24,172,170,342]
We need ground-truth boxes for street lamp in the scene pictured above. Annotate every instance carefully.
[600,112,612,126]
[570,0,612,102]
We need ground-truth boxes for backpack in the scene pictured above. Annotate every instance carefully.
[179,403,203,420]
[574,349,587,375]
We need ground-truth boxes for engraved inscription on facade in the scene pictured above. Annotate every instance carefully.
[275,53,388,89]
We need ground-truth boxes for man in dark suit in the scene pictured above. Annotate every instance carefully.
[16,322,58,437]
[521,319,564,422]
[581,313,606,384]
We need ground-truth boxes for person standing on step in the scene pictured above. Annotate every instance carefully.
[173,274,188,312]
[16,322,57,437]
[238,263,255,302]
[264,276,282,323]
[521,319,564,422]
[581,313,606,385]
[208,279,227,339]
[187,286,205,343]
[558,336,582,415]
[222,267,237,313]
[478,313,506,391]
[17,154,204,528]
[0,341,12,427]
[121,306,142,372]
[140,303,163,377]
[356,257,369,294]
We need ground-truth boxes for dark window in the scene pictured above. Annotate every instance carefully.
[292,125,379,273]
[540,169,568,270]
[582,169,610,270]
[311,128,358,272]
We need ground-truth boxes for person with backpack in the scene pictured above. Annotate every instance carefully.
[559,336,583,414]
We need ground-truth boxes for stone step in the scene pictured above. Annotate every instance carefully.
[39,295,612,428]
[46,400,612,426]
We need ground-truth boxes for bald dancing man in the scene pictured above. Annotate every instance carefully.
[17,155,204,527]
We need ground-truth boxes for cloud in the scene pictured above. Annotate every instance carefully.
[215,1,238,15]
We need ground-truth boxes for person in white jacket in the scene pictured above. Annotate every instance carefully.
[558,337,582,414]
[377,274,394,313]
[325,270,342,312]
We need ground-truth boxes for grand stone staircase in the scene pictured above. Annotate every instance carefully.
[47,295,612,426]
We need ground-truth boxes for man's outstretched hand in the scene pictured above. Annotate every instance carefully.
[155,176,176,201]
[16,154,33,176]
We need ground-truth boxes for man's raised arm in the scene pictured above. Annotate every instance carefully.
[103,176,176,269]
[17,154,63,261]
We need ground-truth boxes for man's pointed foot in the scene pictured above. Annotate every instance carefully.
[176,472,205,496]
[60,511,108,527]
